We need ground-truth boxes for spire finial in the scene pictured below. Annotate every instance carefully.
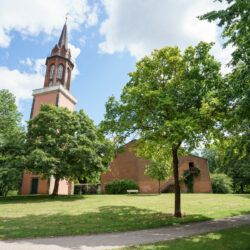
[58,18,68,50]
[65,13,69,23]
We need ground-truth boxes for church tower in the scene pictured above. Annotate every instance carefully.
[30,22,76,118]
[21,22,76,195]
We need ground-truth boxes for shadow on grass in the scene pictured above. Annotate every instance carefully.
[125,225,250,250]
[237,194,250,199]
[0,205,211,240]
[0,195,85,204]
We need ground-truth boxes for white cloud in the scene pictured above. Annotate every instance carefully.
[99,0,232,70]
[20,58,33,66]
[0,0,98,48]
[0,64,43,104]
[68,43,81,79]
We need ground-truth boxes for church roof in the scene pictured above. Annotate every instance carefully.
[58,23,68,50]
[48,22,73,63]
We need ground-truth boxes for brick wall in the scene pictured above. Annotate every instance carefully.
[101,142,212,193]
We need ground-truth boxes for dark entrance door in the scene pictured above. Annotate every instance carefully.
[31,178,38,194]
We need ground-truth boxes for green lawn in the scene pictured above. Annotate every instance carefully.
[0,194,249,239]
[121,226,250,250]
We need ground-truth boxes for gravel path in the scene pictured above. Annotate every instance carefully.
[1,214,250,250]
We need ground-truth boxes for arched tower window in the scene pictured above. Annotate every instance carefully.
[49,64,55,79]
[58,64,64,79]
[67,68,71,87]
[64,68,68,87]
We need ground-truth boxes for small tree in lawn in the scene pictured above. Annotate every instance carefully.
[0,90,25,197]
[135,141,171,194]
[101,42,223,217]
[145,161,170,194]
[26,105,114,195]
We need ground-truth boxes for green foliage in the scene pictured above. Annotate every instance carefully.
[201,1,250,194]
[145,161,170,182]
[182,166,200,193]
[26,105,114,194]
[102,42,223,149]
[101,42,223,216]
[0,90,25,197]
[105,179,138,194]
[211,173,233,194]
[203,137,250,193]
[200,0,250,67]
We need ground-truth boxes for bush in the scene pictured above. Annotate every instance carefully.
[105,179,139,194]
[211,173,233,193]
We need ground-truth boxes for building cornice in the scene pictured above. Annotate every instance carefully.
[32,84,77,104]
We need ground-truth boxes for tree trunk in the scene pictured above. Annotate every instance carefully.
[52,178,60,195]
[172,143,182,217]
[158,180,161,194]
[240,184,244,193]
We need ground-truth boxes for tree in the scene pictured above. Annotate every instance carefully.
[0,90,25,197]
[201,0,250,191]
[200,0,249,127]
[203,138,250,193]
[134,140,172,194]
[145,161,170,194]
[200,0,250,67]
[101,42,223,217]
[26,105,114,195]
[210,173,233,194]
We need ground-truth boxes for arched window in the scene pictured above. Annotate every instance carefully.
[49,64,55,79]
[64,68,68,87]
[58,64,64,79]
[67,68,71,85]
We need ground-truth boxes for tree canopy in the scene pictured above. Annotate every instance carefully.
[201,0,250,192]
[0,90,25,197]
[203,137,250,193]
[101,42,223,217]
[26,105,114,195]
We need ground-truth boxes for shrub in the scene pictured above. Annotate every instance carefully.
[211,173,233,193]
[105,179,139,194]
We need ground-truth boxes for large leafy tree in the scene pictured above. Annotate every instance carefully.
[0,90,25,197]
[26,105,113,195]
[200,0,250,186]
[101,42,223,217]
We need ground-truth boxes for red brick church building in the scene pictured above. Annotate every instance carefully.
[101,141,212,193]
[21,22,75,195]
[20,23,212,195]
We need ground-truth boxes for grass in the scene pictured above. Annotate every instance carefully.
[121,225,250,250]
[0,194,250,239]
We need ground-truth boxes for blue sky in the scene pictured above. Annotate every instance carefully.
[0,0,232,125]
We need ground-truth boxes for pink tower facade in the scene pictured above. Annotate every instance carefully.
[21,23,76,195]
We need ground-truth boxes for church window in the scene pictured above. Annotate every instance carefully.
[64,68,68,87]
[189,162,194,172]
[58,64,64,79]
[67,68,70,85]
[49,64,55,79]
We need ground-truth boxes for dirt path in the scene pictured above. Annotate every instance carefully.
[1,214,250,250]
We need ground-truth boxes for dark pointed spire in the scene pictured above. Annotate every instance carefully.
[58,22,68,50]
